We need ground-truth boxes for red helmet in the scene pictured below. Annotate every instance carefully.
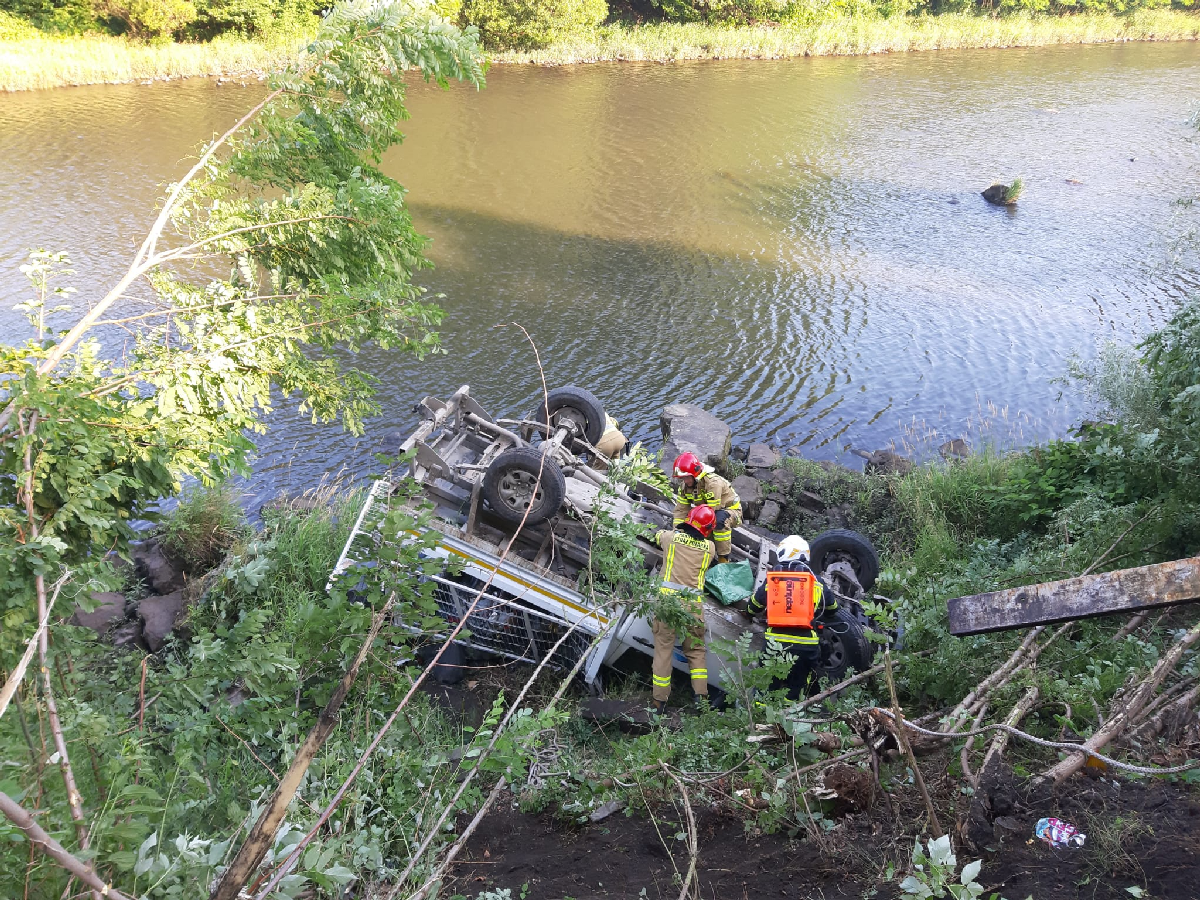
[685,505,716,537]
[673,452,703,479]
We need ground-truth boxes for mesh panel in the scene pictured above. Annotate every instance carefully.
[429,576,593,671]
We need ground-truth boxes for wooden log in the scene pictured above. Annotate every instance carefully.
[948,557,1200,636]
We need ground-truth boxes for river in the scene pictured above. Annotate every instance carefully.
[1,42,1198,507]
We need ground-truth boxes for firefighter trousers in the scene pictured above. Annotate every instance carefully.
[712,508,742,558]
[651,617,708,702]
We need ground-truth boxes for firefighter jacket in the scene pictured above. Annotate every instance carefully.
[656,527,716,595]
[747,559,831,648]
[673,469,742,545]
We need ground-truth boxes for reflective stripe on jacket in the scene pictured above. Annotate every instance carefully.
[656,528,716,595]
[672,470,741,525]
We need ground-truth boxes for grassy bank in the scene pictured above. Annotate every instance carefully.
[2,8,1198,91]
[0,27,305,91]
[495,8,1200,64]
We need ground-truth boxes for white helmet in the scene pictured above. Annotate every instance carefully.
[778,536,810,563]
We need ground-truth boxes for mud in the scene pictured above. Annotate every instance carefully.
[449,772,1200,899]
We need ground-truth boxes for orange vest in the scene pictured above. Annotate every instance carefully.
[765,571,817,629]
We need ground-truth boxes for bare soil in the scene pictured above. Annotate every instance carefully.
[448,771,1200,899]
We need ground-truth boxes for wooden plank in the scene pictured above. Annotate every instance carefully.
[947,557,1200,636]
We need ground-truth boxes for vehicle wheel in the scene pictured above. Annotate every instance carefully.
[815,605,875,682]
[481,447,566,526]
[810,528,880,592]
[536,385,607,446]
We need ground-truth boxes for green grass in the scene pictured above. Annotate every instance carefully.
[491,9,1200,65]
[0,22,306,91]
[3,9,1198,91]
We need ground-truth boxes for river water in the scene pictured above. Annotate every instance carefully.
[1,43,1198,506]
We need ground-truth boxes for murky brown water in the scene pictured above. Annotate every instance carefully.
[2,43,1199,505]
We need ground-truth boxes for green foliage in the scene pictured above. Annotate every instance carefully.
[159,484,249,573]
[900,835,986,900]
[1,0,483,655]
[1003,177,1024,203]
[460,0,605,49]
[0,0,97,34]
[98,0,197,39]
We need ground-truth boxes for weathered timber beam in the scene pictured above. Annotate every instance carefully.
[948,557,1200,636]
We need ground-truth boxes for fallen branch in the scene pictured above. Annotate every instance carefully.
[210,592,397,900]
[975,686,1039,788]
[959,702,988,785]
[0,572,67,723]
[1127,683,1200,746]
[0,792,132,900]
[1037,620,1200,784]
[662,764,700,900]
[793,649,934,715]
[883,648,942,838]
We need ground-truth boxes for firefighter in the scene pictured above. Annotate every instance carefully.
[671,452,741,562]
[591,414,628,471]
[651,504,717,713]
[745,535,832,699]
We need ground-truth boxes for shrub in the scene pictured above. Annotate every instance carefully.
[461,0,606,49]
[0,0,98,33]
[99,0,196,37]
[188,0,317,40]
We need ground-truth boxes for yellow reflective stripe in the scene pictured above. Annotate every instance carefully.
[673,516,686,525]
[767,632,819,645]
[689,669,708,677]
[662,542,677,584]
[652,675,672,685]
[712,529,731,541]
[726,501,741,510]
[696,547,711,591]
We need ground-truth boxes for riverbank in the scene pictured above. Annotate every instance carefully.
[2,9,1198,91]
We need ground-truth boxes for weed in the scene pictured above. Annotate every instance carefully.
[158,484,249,572]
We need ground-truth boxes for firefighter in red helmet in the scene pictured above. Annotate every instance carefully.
[651,504,717,712]
[672,452,742,562]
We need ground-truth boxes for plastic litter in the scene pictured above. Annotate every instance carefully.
[1035,817,1086,848]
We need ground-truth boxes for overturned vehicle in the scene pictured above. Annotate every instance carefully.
[330,385,886,695]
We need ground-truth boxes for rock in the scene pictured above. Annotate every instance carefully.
[731,475,764,520]
[259,494,324,517]
[982,184,1009,205]
[131,539,185,595]
[659,403,732,475]
[111,621,149,652]
[589,799,627,823]
[140,590,185,652]
[746,442,780,469]
[757,500,781,528]
[769,467,796,491]
[796,489,826,512]
[869,450,913,476]
[851,448,913,476]
[939,438,971,460]
[71,592,126,634]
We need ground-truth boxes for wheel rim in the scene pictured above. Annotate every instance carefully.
[824,549,864,582]
[497,469,545,513]
[820,633,846,671]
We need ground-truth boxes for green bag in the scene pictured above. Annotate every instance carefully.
[704,560,755,606]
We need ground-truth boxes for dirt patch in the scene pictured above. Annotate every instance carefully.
[447,774,1200,899]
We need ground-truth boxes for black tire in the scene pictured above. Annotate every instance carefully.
[536,385,607,446]
[815,605,875,682]
[481,447,566,526]
[809,528,880,592]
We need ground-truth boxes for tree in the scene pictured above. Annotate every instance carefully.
[0,0,483,889]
